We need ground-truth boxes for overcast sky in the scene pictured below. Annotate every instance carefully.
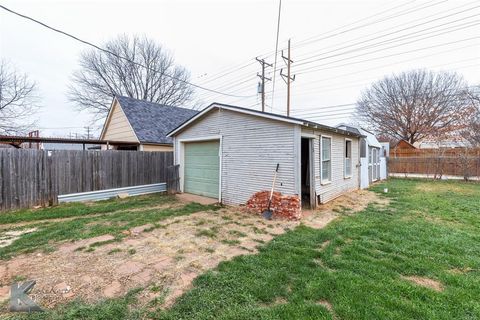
[1,0,479,137]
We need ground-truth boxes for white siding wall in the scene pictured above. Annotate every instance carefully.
[360,157,369,189]
[302,128,360,203]
[174,108,297,205]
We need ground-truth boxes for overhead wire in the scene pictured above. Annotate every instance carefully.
[185,1,477,105]
[0,4,256,99]
[197,2,479,103]
[286,56,480,97]
[270,0,282,111]
[292,0,476,62]
[295,36,480,76]
[292,6,480,71]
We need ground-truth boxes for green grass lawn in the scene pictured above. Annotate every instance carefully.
[0,193,176,225]
[9,179,480,320]
[0,193,219,259]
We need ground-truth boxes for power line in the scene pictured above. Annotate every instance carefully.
[293,91,477,119]
[256,58,273,112]
[195,60,257,86]
[280,39,295,116]
[292,104,357,114]
[196,75,257,100]
[301,112,355,121]
[285,56,480,97]
[196,24,479,102]
[292,5,480,69]
[280,42,480,89]
[258,0,424,60]
[181,2,478,104]
[0,4,255,99]
[259,3,480,76]
[292,0,470,61]
[215,3,479,102]
[295,36,480,76]
[270,0,282,112]
[194,0,429,91]
[290,0,438,51]
[202,38,480,103]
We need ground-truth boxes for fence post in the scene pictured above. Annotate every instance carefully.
[166,164,180,194]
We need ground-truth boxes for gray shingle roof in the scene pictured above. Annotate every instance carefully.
[169,102,364,138]
[117,96,198,145]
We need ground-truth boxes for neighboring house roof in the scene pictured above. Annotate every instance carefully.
[336,123,382,148]
[168,103,364,138]
[105,96,199,145]
[393,139,416,149]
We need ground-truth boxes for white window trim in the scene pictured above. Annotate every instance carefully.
[320,135,332,185]
[344,138,352,179]
[177,135,223,202]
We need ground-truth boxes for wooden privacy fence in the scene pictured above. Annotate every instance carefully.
[166,164,180,194]
[389,148,480,178]
[0,149,173,212]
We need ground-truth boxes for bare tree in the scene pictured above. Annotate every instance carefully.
[460,86,480,147]
[69,35,194,121]
[0,60,39,134]
[356,70,472,144]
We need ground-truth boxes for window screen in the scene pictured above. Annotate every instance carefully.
[345,140,352,177]
[321,137,331,182]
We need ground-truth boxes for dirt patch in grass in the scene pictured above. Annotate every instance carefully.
[0,203,180,231]
[260,296,288,307]
[0,190,385,312]
[0,207,297,311]
[415,182,474,195]
[303,189,389,229]
[402,275,444,292]
[448,267,474,275]
[317,300,337,319]
[319,240,331,250]
[0,228,37,248]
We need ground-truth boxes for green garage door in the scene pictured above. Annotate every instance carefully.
[184,140,220,199]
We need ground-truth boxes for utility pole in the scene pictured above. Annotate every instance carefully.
[256,57,273,112]
[281,39,295,117]
[85,126,91,139]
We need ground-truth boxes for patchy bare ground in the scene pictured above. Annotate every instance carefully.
[0,202,182,231]
[303,189,390,229]
[0,228,37,248]
[0,189,386,311]
[317,299,338,319]
[402,275,444,292]
[0,209,295,310]
[415,182,475,195]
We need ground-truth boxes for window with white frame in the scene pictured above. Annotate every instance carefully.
[360,138,367,158]
[345,139,352,178]
[321,136,331,182]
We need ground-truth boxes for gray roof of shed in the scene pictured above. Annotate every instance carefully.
[117,96,198,145]
[168,102,364,138]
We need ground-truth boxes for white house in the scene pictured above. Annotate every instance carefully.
[336,124,387,189]
[167,103,364,210]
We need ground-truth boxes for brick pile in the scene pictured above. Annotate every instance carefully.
[245,190,301,220]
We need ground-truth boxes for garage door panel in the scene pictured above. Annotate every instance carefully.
[184,140,220,198]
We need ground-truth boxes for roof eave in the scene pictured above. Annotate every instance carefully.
[167,102,363,138]
[139,141,173,146]
[302,122,364,138]
[168,103,306,137]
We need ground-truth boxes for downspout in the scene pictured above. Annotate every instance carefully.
[357,137,362,189]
